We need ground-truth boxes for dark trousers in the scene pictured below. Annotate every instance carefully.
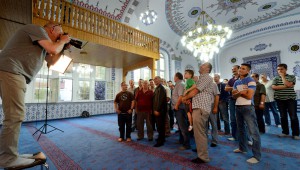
[175,109,190,147]
[132,110,137,129]
[276,99,300,136]
[155,111,166,144]
[255,108,265,133]
[118,114,132,139]
[169,105,175,129]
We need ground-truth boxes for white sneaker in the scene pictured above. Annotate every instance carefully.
[2,157,35,169]
[19,152,46,160]
[278,133,289,138]
[248,141,253,146]
[276,125,282,128]
[233,148,247,153]
[227,137,236,141]
[188,126,193,131]
[293,136,300,140]
[246,157,259,164]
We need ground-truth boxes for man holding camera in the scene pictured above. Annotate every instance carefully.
[0,22,70,169]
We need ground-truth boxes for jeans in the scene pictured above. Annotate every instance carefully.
[276,99,300,136]
[229,99,238,139]
[236,105,261,161]
[218,100,230,134]
[206,113,218,144]
[264,101,281,125]
[174,109,190,147]
[118,114,132,139]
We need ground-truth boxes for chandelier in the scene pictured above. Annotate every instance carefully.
[139,0,157,25]
[181,0,232,61]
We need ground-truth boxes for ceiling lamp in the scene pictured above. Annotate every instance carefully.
[181,0,232,62]
[139,0,157,26]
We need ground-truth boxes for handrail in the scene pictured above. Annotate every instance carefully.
[33,0,159,54]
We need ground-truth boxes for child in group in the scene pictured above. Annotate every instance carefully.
[183,70,197,131]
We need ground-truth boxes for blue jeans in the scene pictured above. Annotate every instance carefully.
[236,105,261,161]
[264,101,281,125]
[207,113,218,144]
[276,99,299,136]
[229,99,238,139]
[218,100,230,134]
[175,109,190,147]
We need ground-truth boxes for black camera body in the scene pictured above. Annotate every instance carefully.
[69,39,82,49]
[63,33,82,49]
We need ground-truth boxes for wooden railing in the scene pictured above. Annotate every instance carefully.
[32,0,159,54]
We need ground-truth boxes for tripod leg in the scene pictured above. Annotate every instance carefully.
[33,125,46,136]
[47,124,64,132]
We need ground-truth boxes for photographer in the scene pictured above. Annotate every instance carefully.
[0,22,70,169]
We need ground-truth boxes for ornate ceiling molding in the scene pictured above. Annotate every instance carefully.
[231,0,300,30]
[208,0,258,16]
[227,19,300,46]
[165,0,187,36]
[73,0,130,21]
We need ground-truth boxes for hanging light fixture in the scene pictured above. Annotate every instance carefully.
[139,0,158,26]
[181,0,233,62]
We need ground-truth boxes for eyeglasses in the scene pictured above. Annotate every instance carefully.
[52,24,61,29]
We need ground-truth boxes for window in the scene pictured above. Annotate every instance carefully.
[33,78,58,103]
[77,64,92,78]
[78,81,90,100]
[155,53,167,78]
[59,79,73,101]
[95,66,106,80]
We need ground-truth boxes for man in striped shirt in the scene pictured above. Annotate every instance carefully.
[272,63,300,140]
[232,63,261,164]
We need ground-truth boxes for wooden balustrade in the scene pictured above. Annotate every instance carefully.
[32,0,159,54]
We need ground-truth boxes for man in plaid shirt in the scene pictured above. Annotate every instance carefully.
[182,62,214,164]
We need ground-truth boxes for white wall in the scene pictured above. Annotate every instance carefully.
[180,53,199,76]
[218,30,300,90]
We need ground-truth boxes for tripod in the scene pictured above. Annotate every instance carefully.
[33,67,64,141]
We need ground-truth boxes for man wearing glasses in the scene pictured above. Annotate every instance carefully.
[0,22,70,169]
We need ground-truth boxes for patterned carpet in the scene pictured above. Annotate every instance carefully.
[5,113,300,170]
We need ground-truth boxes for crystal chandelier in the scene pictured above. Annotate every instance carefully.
[139,0,157,26]
[181,0,232,62]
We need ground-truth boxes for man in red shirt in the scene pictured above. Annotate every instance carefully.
[135,80,154,141]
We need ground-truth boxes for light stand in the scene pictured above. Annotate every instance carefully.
[33,66,64,141]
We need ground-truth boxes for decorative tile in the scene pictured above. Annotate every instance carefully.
[0,101,114,125]
[95,81,106,100]
[243,51,280,79]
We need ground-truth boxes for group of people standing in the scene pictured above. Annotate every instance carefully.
[114,62,300,164]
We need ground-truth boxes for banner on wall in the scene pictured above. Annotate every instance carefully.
[243,51,281,79]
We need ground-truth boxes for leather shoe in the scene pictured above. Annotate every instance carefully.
[153,143,164,147]
[191,157,207,164]
[210,143,217,147]
[4,159,46,170]
[19,152,46,161]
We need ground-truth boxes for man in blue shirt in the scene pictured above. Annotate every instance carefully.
[232,63,261,164]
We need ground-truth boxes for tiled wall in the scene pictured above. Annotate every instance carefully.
[0,101,114,125]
